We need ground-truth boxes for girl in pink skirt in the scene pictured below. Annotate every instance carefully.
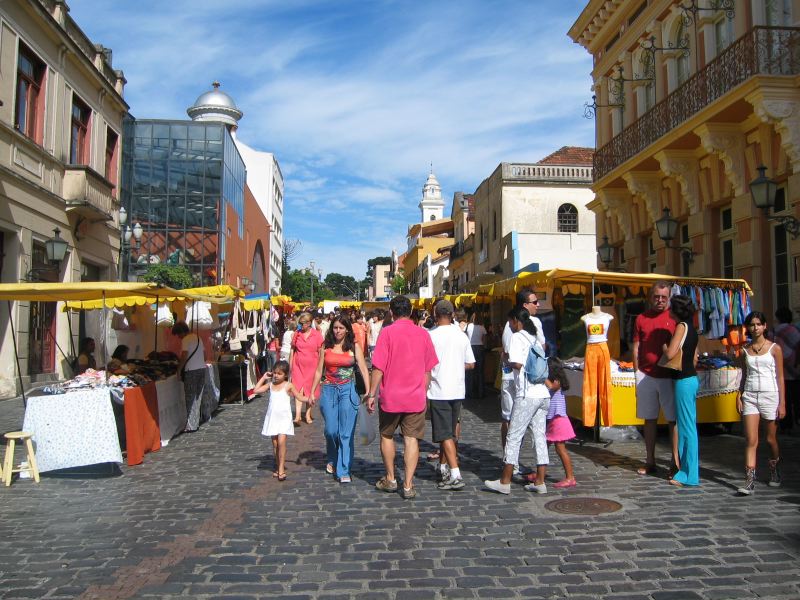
[544,358,577,488]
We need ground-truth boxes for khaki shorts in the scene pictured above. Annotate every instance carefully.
[635,370,676,421]
[379,409,426,439]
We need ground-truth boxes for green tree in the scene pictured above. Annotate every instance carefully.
[324,273,359,298]
[141,264,195,289]
[282,268,335,303]
[391,273,407,294]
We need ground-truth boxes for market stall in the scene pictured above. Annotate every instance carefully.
[496,269,753,426]
[0,282,218,471]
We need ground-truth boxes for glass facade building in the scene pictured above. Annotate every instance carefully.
[120,118,246,285]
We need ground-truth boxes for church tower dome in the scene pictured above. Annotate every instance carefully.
[419,169,444,221]
[187,81,243,129]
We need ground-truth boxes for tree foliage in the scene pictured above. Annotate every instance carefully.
[390,273,407,294]
[141,264,195,289]
[324,273,363,298]
[282,268,335,303]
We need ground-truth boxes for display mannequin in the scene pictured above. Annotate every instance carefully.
[580,306,613,427]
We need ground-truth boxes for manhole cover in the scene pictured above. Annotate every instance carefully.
[544,497,622,515]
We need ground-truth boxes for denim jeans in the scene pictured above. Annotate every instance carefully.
[319,381,360,477]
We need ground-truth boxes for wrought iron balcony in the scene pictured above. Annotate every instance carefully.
[63,165,116,220]
[594,26,800,181]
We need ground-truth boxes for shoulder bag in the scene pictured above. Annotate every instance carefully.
[657,322,687,372]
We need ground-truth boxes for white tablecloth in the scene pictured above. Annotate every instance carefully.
[154,376,186,446]
[22,388,123,472]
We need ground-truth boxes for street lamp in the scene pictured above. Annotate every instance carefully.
[26,228,69,280]
[597,235,614,268]
[750,165,800,238]
[655,207,695,263]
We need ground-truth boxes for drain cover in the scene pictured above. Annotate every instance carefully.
[544,497,622,515]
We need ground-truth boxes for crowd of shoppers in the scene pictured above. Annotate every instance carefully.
[253,285,791,498]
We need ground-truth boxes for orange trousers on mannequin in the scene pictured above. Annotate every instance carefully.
[582,341,612,427]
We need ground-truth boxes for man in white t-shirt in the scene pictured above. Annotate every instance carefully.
[428,299,475,490]
[368,311,383,354]
[501,288,545,463]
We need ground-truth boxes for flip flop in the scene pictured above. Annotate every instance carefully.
[668,479,683,488]
[277,472,287,481]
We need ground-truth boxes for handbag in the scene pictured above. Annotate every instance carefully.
[111,308,132,331]
[228,303,243,351]
[245,309,258,337]
[657,322,687,371]
[354,365,367,395]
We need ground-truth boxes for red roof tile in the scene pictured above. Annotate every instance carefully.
[536,146,594,166]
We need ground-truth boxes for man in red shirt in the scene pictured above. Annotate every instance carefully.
[633,281,678,476]
[368,295,439,499]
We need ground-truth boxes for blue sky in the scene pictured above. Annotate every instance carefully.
[69,0,594,279]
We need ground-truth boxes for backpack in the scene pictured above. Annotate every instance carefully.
[524,337,548,384]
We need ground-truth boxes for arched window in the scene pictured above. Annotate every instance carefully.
[557,204,578,233]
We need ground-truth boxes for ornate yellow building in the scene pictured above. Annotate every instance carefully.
[569,0,799,315]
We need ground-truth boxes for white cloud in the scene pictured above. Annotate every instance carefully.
[68,0,595,279]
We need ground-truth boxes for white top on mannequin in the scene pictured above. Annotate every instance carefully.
[581,309,613,344]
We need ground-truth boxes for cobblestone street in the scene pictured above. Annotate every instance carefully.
[1,394,799,600]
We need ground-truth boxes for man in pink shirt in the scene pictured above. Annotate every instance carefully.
[368,295,439,499]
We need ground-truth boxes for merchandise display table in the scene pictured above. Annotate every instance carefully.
[122,383,161,466]
[564,367,741,425]
[22,388,123,472]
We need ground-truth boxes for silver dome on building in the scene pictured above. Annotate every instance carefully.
[186,81,243,128]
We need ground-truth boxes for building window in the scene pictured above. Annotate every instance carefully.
[766,0,792,26]
[721,238,733,279]
[776,224,790,309]
[721,207,732,231]
[557,204,578,233]
[676,21,690,85]
[15,43,46,142]
[774,187,786,213]
[648,236,655,256]
[492,211,497,240]
[681,223,691,276]
[70,95,91,164]
[714,12,734,56]
[106,128,119,192]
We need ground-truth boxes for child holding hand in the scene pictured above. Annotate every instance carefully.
[256,360,307,481]
[543,357,577,488]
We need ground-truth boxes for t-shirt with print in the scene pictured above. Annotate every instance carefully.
[428,323,476,400]
[508,330,550,399]
[633,309,676,378]
[583,312,613,344]
[371,318,439,413]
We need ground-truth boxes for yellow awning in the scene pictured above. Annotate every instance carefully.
[0,282,202,304]
[61,283,241,310]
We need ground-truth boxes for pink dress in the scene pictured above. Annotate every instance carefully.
[290,329,324,400]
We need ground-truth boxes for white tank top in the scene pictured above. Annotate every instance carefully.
[743,344,778,393]
[583,312,613,344]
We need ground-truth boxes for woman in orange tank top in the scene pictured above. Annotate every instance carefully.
[310,315,370,483]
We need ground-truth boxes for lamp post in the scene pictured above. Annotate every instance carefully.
[597,235,614,269]
[655,207,695,264]
[25,228,68,280]
[750,165,800,238]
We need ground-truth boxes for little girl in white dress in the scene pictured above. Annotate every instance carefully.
[256,361,306,481]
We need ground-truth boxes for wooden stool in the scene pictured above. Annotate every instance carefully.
[3,432,40,486]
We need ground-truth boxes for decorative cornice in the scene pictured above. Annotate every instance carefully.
[596,188,633,239]
[747,91,800,172]
[694,123,746,197]
[623,171,662,225]
[654,150,700,214]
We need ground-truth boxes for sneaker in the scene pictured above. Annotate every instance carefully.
[553,478,577,489]
[375,477,398,492]
[437,476,465,490]
[339,475,351,484]
[399,486,417,499]
[437,464,451,482]
[484,479,511,495]
[524,482,548,494]
[768,458,782,487]
[737,467,756,495]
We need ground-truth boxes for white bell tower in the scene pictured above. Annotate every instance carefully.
[419,168,444,222]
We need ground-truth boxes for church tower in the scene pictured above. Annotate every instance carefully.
[419,169,444,222]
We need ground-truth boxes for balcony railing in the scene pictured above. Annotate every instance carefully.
[594,26,800,181]
[63,165,116,219]
[503,163,592,182]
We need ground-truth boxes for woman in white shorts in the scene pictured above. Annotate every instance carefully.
[736,311,786,495]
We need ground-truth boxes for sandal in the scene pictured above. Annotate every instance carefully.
[637,464,657,476]
[668,479,683,488]
[272,471,279,478]
[325,463,335,475]
[305,418,314,424]
[277,472,287,481]
[293,419,302,426]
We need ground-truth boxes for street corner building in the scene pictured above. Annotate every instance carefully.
[569,0,800,316]
[0,0,127,396]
